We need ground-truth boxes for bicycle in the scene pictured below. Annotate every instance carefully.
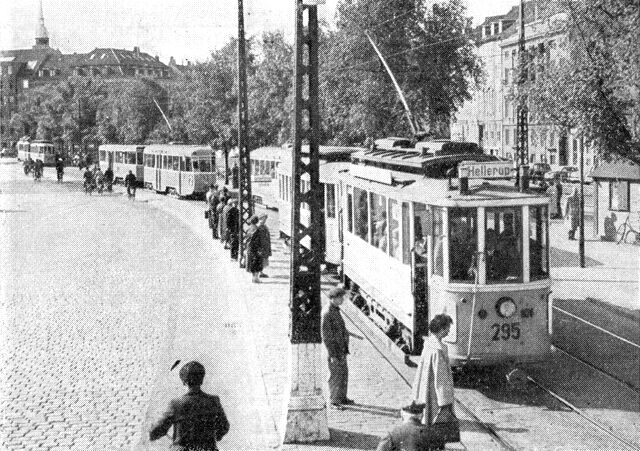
[616,214,640,245]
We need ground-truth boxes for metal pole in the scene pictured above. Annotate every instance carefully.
[237,0,253,267]
[579,137,585,268]
[284,0,329,442]
[515,0,529,191]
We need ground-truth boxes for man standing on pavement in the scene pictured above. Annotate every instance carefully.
[321,286,363,409]
[149,361,229,450]
[376,402,430,451]
[124,170,137,200]
[226,199,240,260]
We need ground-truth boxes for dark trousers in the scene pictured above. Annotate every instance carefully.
[229,233,239,259]
[127,186,136,198]
[327,356,348,403]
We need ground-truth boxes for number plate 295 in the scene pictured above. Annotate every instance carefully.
[491,322,521,341]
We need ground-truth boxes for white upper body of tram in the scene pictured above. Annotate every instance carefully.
[143,144,215,197]
[99,144,145,184]
[17,138,57,165]
[250,146,289,209]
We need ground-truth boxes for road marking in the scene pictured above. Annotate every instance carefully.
[553,306,640,349]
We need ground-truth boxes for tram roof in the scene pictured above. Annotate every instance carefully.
[251,145,363,163]
[343,165,549,208]
[99,144,145,152]
[250,146,289,161]
[144,144,213,157]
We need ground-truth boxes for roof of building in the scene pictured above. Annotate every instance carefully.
[591,159,640,182]
[73,48,168,68]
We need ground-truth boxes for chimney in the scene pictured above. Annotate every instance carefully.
[155,55,159,61]
[133,46,140,56]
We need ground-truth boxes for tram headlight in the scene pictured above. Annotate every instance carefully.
[496,297,517,318]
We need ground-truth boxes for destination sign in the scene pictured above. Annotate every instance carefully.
[458,161,512,179]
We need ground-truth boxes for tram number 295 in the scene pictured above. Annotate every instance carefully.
[491,322,521,341]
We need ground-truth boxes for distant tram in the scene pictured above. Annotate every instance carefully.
[17,138,57,165]
[143,144,216,197]
[277,140,552,366]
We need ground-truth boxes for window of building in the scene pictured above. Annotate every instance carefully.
[550,154,556,165]
[497,131,501,142]
[573,153,578,165]
[529,205,549,281]
[449,208,477,283]
[531,154,536,163]
[22,79,29,89]
[486,207,523,283]
[585,158,591,166]
[370,192,387,252]
[505,129,511,146]
[609,181,630,211]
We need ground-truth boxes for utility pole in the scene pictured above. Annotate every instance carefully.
[515,0,529,191]
[236,0,253,267]
[579,137,585,267]
[284,0,329,443]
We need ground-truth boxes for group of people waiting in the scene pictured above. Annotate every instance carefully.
[546,178,581,240]
[205,184,272,282]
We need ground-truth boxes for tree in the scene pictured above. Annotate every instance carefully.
[527,0,640,164]
[320,0,481,145]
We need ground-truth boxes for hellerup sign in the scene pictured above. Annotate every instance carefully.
[458,161,512,179]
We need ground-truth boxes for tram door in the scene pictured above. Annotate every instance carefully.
[155,154,162,190]
[412,203,431,353]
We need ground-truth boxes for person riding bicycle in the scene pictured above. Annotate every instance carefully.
[83,167,95,194]
[55,158,64,183]
[104,167,114,192]
[124,170,137,200]
[94,166,105,193]
[33,159,44,181]
[24,156,34,175]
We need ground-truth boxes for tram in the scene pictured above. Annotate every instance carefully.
[98,144,145,185]
[250,146,289,209]
[278,141,552,366]
[143,144,216,197]
[16,138,57,165]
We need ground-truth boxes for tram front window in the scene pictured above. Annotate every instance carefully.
[449,208,477,283]
[354,188,369,241]
[530,205,549,280]
[486,207,523,283]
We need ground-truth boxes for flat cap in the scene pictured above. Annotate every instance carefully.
[401,402,425,415]
[327,286,347,299]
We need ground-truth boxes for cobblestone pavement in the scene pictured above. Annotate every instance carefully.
[0,162,213,450]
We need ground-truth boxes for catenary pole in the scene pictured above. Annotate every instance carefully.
[515,0,529,191]
[237,0,253,267]
[283,0,330,443]
[579,137,585,267]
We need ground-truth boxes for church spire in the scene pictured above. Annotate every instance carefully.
[34,0,50,48]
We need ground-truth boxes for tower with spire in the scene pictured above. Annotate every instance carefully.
[34,0,50,48]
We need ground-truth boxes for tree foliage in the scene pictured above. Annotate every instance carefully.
[527,0,640,163]
[320,0,481,145]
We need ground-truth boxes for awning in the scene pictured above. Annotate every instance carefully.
[591,159,640,182]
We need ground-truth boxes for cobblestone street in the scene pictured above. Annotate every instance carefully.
[0,162,212,450]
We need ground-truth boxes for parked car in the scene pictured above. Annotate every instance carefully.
[529,163,551,182]
[543,169,561,182]
[565,167,593,184]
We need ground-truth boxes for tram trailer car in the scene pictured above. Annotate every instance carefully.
[99,144,145,186]
[143,144,216,198]
[277,146,364,266]
[341,145,551,365]
[250,146,289,209]
[17,139,57,165]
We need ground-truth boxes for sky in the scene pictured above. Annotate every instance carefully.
[1,0,518,63]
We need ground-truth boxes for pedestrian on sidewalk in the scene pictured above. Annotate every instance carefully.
[564,186,580,240]
[376,402,430,451]
[226,199,239,260]
[124,170,137,200]
[149,361,229,450]
[221,199,233,249]
[216,196,227,244]
[321,286,363,409]
[257,213,272,278]
[206,184,220,239]
[556,178,563,217]
[244,215,263,282]
[411,314,458,450]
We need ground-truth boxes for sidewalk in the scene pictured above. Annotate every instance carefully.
[124,186,499,450]
[549,216,639,314]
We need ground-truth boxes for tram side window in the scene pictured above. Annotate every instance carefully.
[173,156,180,171]
[449,208,478,283]
[370,193,387,252]
[99,150,106,162]
[326,184,336,218]
[347,186,353,233]
[161,155,167,169]
[486,207,523,283]
[530,206,549,280]
[126,152,136,165]
[432,207,444,277]
[145,154,155,167]
[116,152,123,163]
[354,188,369,241]
[389,199,401,259]
[402,203,411,264]
[185,157,192,171]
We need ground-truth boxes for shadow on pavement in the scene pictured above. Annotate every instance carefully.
[317,429,381,449]
[341,403,399,418]
[550,246,602,267]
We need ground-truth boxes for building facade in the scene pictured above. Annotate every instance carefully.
[0,1,172,147]
[451,0,596,171]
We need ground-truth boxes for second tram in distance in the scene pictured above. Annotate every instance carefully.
[277,140,552,366]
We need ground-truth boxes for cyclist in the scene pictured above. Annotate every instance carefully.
[83,167,95,195]
[55,158,64,183]
[24,156,34,175]
[33,159,44,182]
[124,170,137,200]
[94,166,105,194]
